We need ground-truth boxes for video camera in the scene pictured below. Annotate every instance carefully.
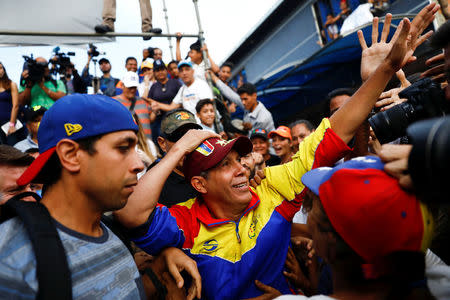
[87,43,105,58]
[22,54,47,84]
[369,78,449,144]
[50,47,75,76]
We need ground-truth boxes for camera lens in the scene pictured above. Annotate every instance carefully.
[369,103,415,144]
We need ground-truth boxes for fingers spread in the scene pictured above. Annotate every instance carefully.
[358,30,368,50]
[371,17,379,44]
[380,13,392,42]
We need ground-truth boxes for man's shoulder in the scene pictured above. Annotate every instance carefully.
[0,217,35,268]
[0,217,29,247]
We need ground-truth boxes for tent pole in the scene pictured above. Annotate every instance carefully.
[161,0,174,60]
[192,0,221,133]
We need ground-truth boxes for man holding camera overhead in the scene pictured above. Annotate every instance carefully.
[18,57,67,110]
[81,45,119,97]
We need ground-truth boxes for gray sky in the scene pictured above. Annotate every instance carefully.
[1,0,280,84]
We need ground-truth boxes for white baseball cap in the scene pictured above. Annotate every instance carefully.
[122,71,139,88]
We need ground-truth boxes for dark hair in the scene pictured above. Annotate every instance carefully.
[168,60,179,68]
[221,62,234,70]
[289,119,315,132]
[430,20,450,49]
[190,40,201,52]
[327,87,354,100]
[0,145,34,167]
[152,47,162,58]
[24,148,39,154]
[41,135,102,187]
[195,99,214,113]
[125,57,137,64]
[0,62,12,91]
[237,83,257,95]
[326,87,355,116]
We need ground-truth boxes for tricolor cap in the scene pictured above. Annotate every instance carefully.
[301,156,433,263]
[268,126,292,140]
[250,128,268,140]
[17,94,138,185]
[178,60,192,69]
[183,137,253,181]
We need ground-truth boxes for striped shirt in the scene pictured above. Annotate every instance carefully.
[0,218,145,299]
[114,96,153,139]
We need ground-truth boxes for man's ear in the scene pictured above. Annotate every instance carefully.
[191,176,207,194]
[157,137,167,153]
[55,139,81,173]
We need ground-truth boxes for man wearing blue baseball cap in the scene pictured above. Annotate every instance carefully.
[0,94,207,299]
[150,60,213,117]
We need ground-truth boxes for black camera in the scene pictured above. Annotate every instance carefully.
[407,116,450,204]
[50,47,75,76]
[88,43,102,57]
[369,78,449,144]
[22,55,46,84]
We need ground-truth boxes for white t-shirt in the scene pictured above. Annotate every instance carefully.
[173,79,213,116]
[192,59,208,81]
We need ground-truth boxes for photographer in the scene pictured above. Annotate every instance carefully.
[81,47,118,97]
[18,57,67,109]
[58,61,87,95]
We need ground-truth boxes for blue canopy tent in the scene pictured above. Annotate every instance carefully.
[247,16,413,125]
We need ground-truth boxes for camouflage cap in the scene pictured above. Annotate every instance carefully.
[160,109,202,137]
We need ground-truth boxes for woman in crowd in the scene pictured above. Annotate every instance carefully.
[0,62,19,144]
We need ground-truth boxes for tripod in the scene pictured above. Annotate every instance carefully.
[91,58,101,94]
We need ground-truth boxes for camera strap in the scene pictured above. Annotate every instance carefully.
[2,192,72,299]
[129,97,137,113]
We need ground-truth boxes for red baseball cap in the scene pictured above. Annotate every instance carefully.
[268,126,292,140]
[183,137,253,181]
[301,156,434,263]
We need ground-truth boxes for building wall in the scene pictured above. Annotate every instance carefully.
[239,0,321,83]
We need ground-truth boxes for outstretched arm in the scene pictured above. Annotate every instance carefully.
[114,130,219,228]
[175,32,182,62]
[331,4,438,144]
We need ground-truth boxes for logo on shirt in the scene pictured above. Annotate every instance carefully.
[203,239,219,252]
[196,140,214,156]
[248,218,258,239]
[175,112,190,120]
[64,123,83,136]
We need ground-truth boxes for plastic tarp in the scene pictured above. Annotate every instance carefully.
[0,0,113,46]
[253,17,405,123]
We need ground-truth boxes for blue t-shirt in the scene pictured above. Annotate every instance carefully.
[0,218,145,299]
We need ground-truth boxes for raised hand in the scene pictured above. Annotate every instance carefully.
[374,70,411,111]
[173,129,220,155]
[358,3,439,81]
[359,14,394,82]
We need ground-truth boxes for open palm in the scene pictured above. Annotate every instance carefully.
[358,4,439,82]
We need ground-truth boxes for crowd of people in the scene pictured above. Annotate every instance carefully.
[0,3,449,300]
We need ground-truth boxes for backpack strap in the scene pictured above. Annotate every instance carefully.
[4,193,73,300]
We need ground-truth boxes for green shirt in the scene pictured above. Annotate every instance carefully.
[19,80,67,109]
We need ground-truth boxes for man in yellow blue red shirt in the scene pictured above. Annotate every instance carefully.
[115,12,428,298]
